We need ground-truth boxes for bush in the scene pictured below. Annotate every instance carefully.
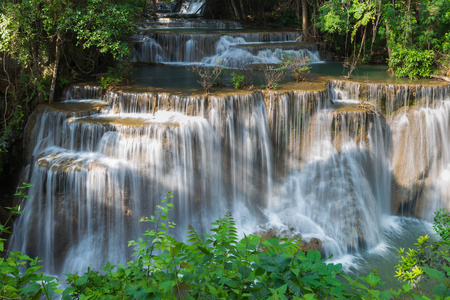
[389,47,436,79]
[99,67,124,90]
[0,183,60,299]
[261,63,286,90]
[282,55,311,82]
[189,63,224,94]
[64,194,416,299]
[396,209,450,298]
[231,72,246,89]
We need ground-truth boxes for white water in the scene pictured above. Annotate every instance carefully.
[179,0,205,15]
[201,36,322,68]
[132,32,319,66]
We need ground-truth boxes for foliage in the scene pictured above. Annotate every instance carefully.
[261,63,286,90]
[396,209,450,296]
[388,47,435,79]
[58,0,142,60]
[3,191,450,299]
[231,72,246,89]
[282,55,311,82]
[229,59,253,89]
[313,0,450,78]
[100,67,125,90]
[63,194,415,299]
[0,0,145,185]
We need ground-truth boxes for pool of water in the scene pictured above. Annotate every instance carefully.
[130,63,442,93]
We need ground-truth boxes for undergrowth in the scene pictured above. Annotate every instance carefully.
[1,190,449,299]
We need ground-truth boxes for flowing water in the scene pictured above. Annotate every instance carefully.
[9,11,450,278]
[131,30,321,67]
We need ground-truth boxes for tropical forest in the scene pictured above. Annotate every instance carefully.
[0,0,450,298]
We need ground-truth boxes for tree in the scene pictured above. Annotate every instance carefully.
[302,0,309,41]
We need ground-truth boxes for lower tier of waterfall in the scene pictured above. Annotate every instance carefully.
[9,80,450,276]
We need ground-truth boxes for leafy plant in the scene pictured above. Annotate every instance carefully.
[99,67,125,90]
[396,209,450,295]
[65,193,415,299]
[389,47,435,79]
[231,72,246,89]
[282,55,311,82]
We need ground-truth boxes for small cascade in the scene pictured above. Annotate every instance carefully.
[179,0,205,15]
[390,100,450,219]
[265,90,391,257]
[329,80,449,117]
[265,90,330,173]
[132,32,314,65]
[201,36,321,68]
[326,80,450,220]
[63,85,101,101]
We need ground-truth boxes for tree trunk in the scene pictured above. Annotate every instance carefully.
[302,0,309,41]
[151,0,157,19]
[49,35,61,104]
[229,0,241,20]
[312,0,318,38]
[238,0,245,20]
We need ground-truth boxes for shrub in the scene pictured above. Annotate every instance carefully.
[66,193,414,299]
[261,62,286,90]
[189,63,224,94]
[282,55,312,82]
[231,72,246,89]
[389,47,436,79]
[396,209,450,297]
[99,67,124,90]
[3,190,449,299]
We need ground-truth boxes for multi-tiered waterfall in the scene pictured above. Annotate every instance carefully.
[9,15,450,276]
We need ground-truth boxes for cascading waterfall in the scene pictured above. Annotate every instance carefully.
[132,32,317,65]
[329,80,450,220]
[201,36,321,67]
[10,90,277,274]
[264,90,391,257]
[179,0,205,15]
[10,79,450,275]
[9,7,450,276]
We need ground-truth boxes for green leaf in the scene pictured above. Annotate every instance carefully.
[423,267,445,281]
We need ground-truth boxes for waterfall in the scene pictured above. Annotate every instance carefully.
[10,79,450,276]
[329,80,450,219]
[264,89,391,257]
[179,0,205,15]
[132,32,308,64]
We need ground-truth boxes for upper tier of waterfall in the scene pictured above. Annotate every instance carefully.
[132,30,322,67]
